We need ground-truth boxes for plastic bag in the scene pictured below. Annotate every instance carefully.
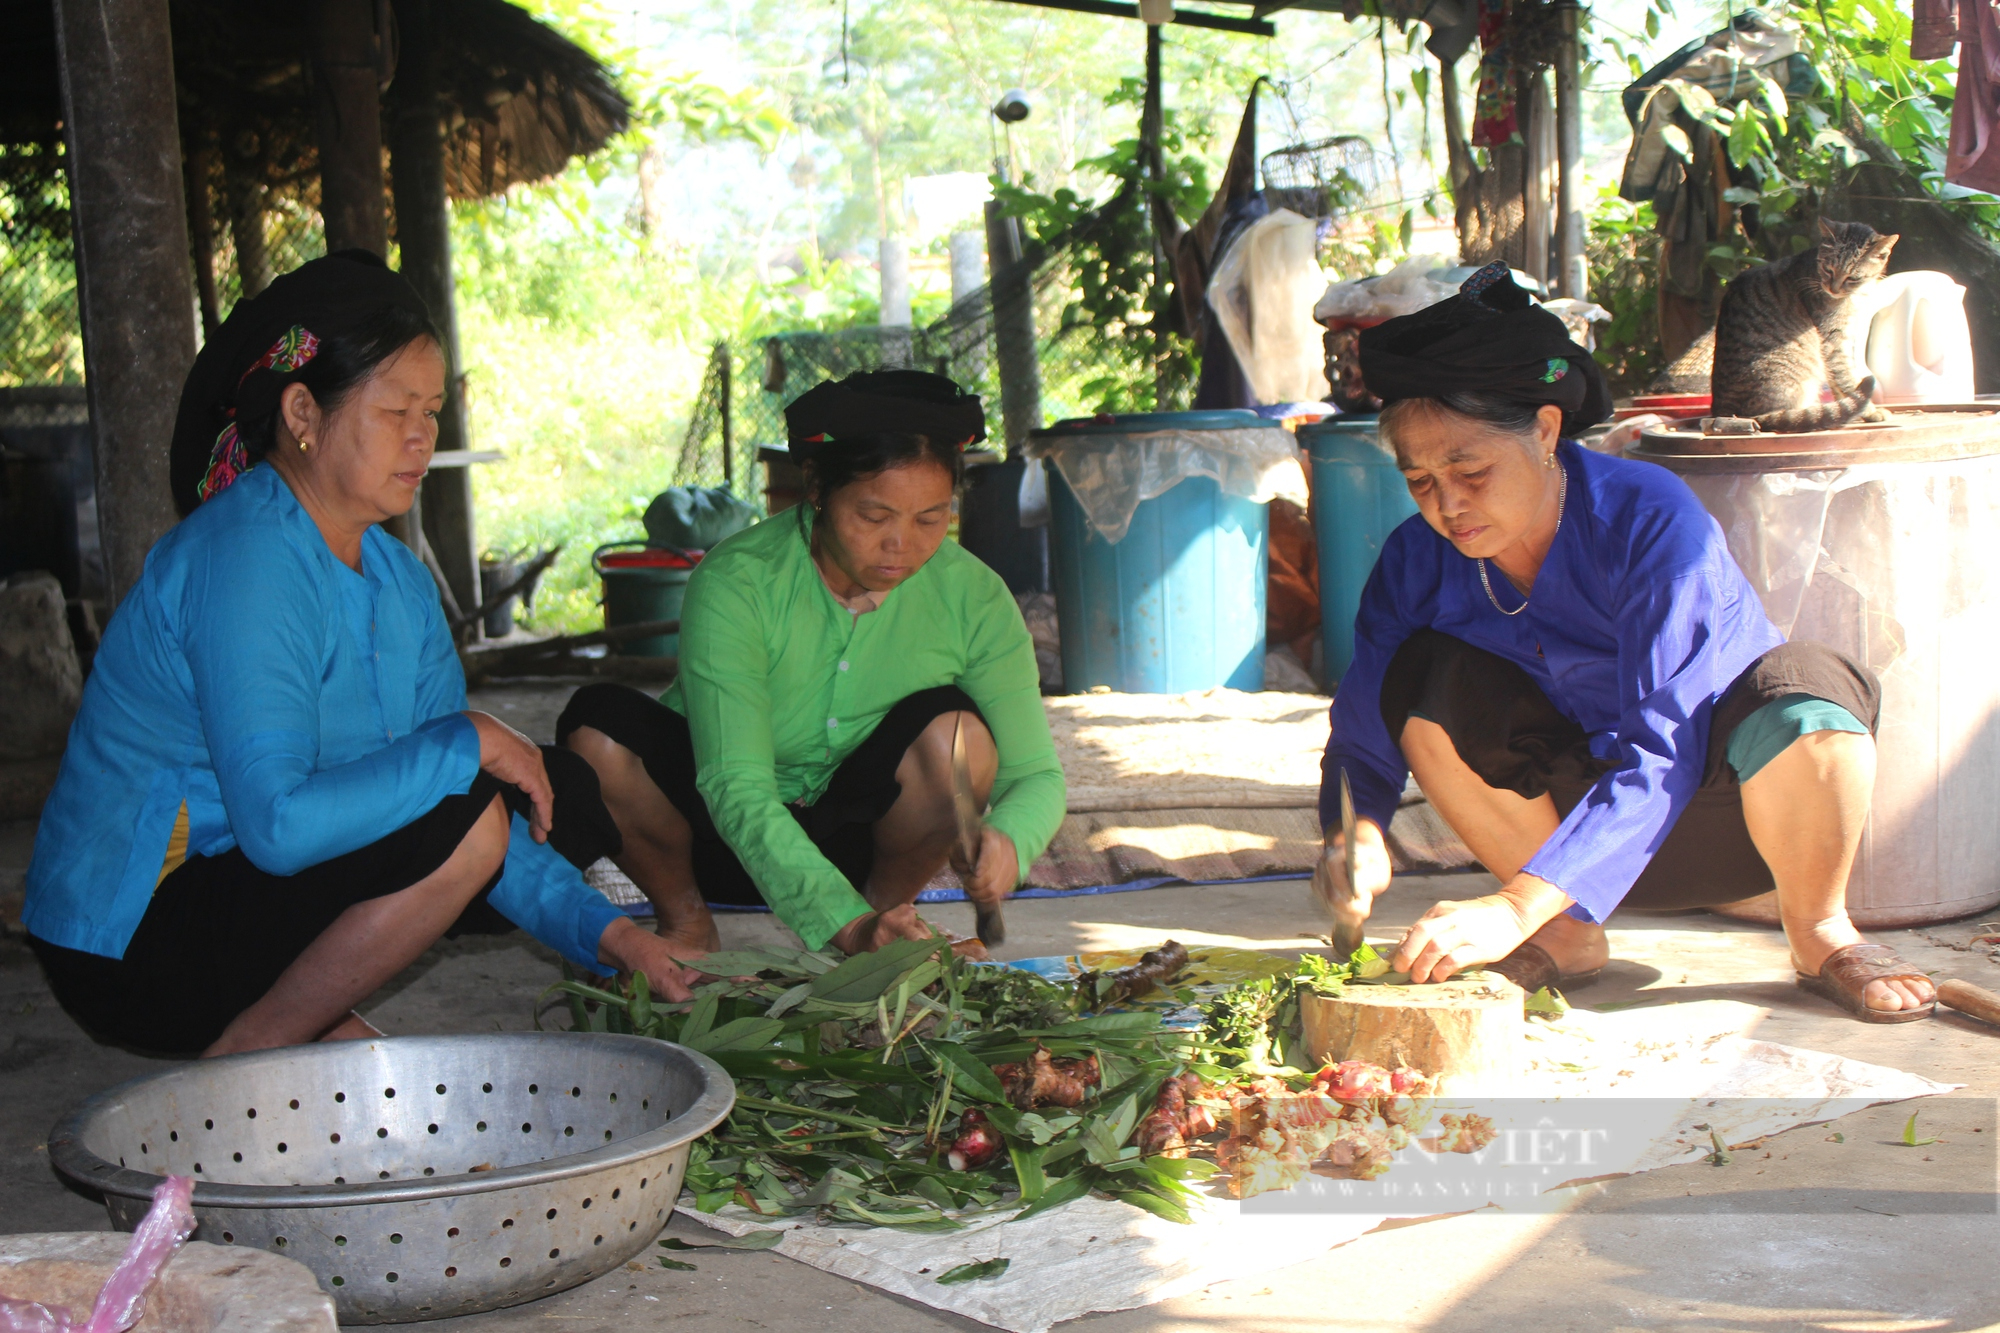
[1206,209,1332,404]
[1024,425,1308,544]
[1312,253,1457,326]
[642,486,757,552]
[0,1176,195,1333]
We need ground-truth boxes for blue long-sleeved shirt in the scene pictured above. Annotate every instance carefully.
[1321,441,1783,922]
[24,465,621,969]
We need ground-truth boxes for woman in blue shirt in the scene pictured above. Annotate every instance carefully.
[1319,265,1934,1023]
[24,252,691,1057]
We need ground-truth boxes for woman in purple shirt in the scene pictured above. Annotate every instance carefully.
[1319,265,1934,1023]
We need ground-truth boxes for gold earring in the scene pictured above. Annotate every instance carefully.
[1545,451,1558,470]
[299,437,310,452]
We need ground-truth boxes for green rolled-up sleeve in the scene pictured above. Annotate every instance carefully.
[676,565,873,951]
[958,579,1066,884]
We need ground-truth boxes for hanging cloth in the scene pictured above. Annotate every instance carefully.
[1947,0,2000,192]
[1471,0,1518,147]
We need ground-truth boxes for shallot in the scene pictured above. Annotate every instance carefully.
[945,1109,1004,1171]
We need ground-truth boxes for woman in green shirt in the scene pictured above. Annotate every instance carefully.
[558,372,1065,972]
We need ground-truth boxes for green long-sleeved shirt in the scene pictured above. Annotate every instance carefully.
[661,509,1066,949]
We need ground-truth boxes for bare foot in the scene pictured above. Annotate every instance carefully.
[653,905,721,959]
[319,1011,383,1042]
[1524,913,1609,976]
[1788,917,1935,1012]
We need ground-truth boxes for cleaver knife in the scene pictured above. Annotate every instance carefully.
[951,713,1005,946]
[1313,767,1368,957]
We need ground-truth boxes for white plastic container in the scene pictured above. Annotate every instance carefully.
[1844,270,1976,406]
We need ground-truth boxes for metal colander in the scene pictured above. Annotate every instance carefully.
[47,1033,734,1324]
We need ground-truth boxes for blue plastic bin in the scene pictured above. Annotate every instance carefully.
[1300,417,1419,683]
[1038,412,1271,693]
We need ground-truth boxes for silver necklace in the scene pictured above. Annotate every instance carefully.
[1478,460,1567,617]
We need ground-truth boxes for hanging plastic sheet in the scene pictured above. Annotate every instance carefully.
[1205,208,1331,405]
[1671,449,2000,922]
[1024,423,1308,545]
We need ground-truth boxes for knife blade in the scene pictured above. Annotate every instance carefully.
[1327,768,1366,957]
[951,713,1005,946]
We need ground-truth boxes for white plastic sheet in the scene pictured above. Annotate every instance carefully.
[681,999,1953,1333]
[1207,209,1331,404]
[1024,426,1308,544]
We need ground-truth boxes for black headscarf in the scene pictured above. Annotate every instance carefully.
[169,250,434,516]
[782,369,986,457]
[1357,263,1612,436]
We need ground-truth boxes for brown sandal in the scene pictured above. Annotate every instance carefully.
[1795,942,1937,1024]
[1486,940,1603,995]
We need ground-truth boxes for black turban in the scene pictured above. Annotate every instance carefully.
[1358,263,1612,436]
[783,369,986,456]
[169,250,434,515]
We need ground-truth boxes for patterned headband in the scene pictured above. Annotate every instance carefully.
[196,325,321,503]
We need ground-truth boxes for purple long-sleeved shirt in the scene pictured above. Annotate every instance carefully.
[1321,441,1782,922]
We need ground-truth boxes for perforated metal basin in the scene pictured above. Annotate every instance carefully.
[47,1033,734,1324]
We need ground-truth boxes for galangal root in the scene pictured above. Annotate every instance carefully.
[991,1045,1101,1109]
[1082,940,1191,1005]
[1134,1072,1221,1158]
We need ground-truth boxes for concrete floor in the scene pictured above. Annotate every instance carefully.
[2,683,1998,1331]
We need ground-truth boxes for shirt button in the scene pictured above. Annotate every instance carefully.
[827,718,839,729]
[838,660,849,672]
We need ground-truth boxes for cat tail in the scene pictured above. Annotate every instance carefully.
[1752,376,1877,433]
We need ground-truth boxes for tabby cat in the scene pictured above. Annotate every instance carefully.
[1710,219,1899,432]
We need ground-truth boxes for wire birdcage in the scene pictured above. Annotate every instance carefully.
[1259,134,1382,223]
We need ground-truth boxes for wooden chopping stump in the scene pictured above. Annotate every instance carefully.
[1299,975,1524,1095]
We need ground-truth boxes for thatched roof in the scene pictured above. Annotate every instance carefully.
[0,0,629,197]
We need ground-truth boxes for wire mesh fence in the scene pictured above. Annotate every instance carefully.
[671,241,1192,506]
[0,144,83,387]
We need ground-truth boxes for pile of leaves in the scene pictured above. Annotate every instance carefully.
[547,937,1243,1229]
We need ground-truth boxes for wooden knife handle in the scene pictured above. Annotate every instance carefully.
[1938,977,2000,1027]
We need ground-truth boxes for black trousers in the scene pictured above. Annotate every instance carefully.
[31,747,620,1057]
[556,682,980,908]
[1377,632,1880,910]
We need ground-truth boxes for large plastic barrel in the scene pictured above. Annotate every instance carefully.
[1300,417,1418,683]
[1038,412,1270,693]
[1634,411,2000,926]
[593,543,698,658]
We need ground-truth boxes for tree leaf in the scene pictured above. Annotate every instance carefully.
[657,1256,698,1271]
[660,1230,784,1252]
[935,1257,1011,1285]
[1009,1143,1047,1200]
[1113,1187,1192,1224]
[929,1041,1010,1104]
[1010,1169,1093,1221]
[680,991,719,1047]
[1902,1112,1938,1147]
[809,937,944,1004]
[690,1016,786,1053]
[766,982,815,1018]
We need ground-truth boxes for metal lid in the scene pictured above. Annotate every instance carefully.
[1633,404,2000,472]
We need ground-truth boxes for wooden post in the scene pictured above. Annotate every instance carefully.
[54,0,198,606]
[183,134,222,337]
[1554,1,1587,299]
[309,0,390,257]
[984,198,1041,459]
[388,0,480,620]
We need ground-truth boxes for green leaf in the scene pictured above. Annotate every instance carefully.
[929,1042,1011,1104]
[658,1256,698,1271]
[660,1230,784,1252]
[1902,1112,1938,1147]
[680,991,719,1048]
[1524,986,1570,1019]
[1010,1169,1093,1221]
[1645,8,1660,37]
[693,1190,735,1214]
[809,937,944,1004]
[1707,1129,1733,1166]
[935,1257,1011,1285]
[1114,1187,1192,1223]
[1144,1156,1219,1180]
[690,1016,786,1053]
[766,982,815,1018]
[1009,1144,1047,1200]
